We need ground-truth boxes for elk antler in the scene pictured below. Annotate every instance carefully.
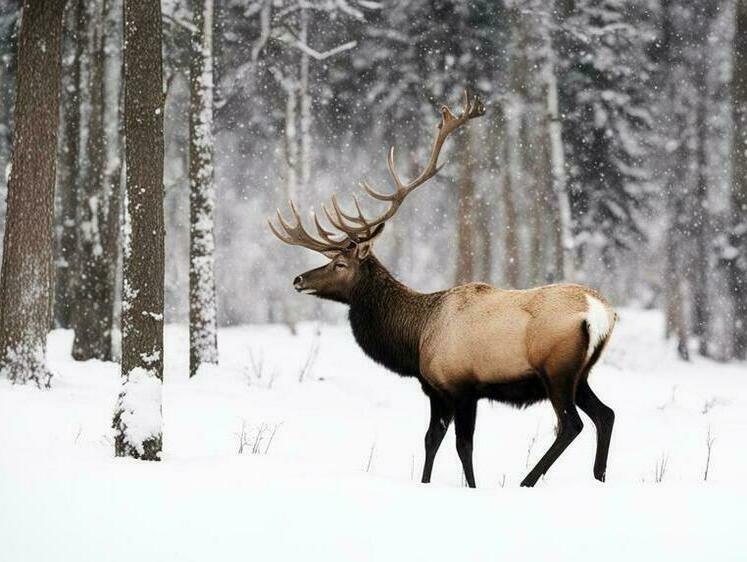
[326,89,485,238]
[268,89,485,253]
[267,200,350,254]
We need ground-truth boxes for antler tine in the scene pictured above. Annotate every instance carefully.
[360,180,394,202]
[276,206,295,233]
[267,200,348,254]
[312,209,346,245]
[331,194,365,225]
[322,201,346,232]
[267,215,294,244]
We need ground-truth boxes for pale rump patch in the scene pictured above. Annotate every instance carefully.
[585,294,612,360]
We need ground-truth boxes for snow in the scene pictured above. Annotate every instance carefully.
[1,309,746,561]
[113,367,162,456]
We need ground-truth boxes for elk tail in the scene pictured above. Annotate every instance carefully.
[583,294,616,364]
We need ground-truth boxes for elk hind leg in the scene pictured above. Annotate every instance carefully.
[576,379,614,482]
[454,397,478,488]
[421,392,453,484]
[521,366,584,487]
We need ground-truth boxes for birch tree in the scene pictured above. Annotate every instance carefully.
[0,0,65,386]
[189,0,218,377]
[113,0,165,460]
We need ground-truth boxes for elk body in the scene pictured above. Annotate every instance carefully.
[269,92,617,487]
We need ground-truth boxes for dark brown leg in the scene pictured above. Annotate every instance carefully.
[576,379,615,482]
[454,398,478,488]
[521,375,583,487]
[421,393,453,484]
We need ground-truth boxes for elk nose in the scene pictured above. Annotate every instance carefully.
[293,275,304,291]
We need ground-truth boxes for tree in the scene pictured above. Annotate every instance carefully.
[728,0,747,359]
[54,0,85,330]
[0,0,65,386]
[113,0,165,460]
[0,3,19,253]
[455,127,476,284]
[556,0,653,274]
[189,0,218,377]
[72,0,122,361]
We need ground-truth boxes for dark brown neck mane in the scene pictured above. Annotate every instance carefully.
[348,256,442,378]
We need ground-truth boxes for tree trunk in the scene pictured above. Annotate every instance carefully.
[101,0,123,359]
[498,104,520,288]
[113,0,164,460]
[54,0,84,329]
[524,115,545,286]
[455,128,475,285]
[299,6,311,194]
[189,0,218,377]
[544,65,574,282]
[692,58,710,357]
[0,0,65,386]
[0,8,18,248]
[729,0,747,360]
[475,191,492,282]
[72,1,119,361]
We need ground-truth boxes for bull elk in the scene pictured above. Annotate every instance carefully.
[269,91,617,487]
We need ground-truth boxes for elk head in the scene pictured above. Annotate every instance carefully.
[268,90,485,304]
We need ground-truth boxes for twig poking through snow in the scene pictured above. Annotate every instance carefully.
[236,421,282,455]
[704,427,715,482]
[702,397,728,415]
[654,453,668,483]
[365,441,376,472]
[657,385,677,411]
[525,424,540,469]
[298,332,320,382]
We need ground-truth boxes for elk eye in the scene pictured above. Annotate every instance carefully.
[334,262,346,269]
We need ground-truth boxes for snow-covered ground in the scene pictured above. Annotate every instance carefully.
[1,308,746,561]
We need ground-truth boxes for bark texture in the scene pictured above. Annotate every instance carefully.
[0,0,65,386]
[113,0,164,460]
[189,0,218,377]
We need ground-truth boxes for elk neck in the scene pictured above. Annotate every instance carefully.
[348,255,442,378]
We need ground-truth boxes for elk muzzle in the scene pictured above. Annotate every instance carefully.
[293,275,311,293]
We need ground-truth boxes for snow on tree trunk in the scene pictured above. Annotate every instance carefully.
[0,0,65,387]
[72,0,120,362]
[189,0,218,378]
[113,0,164,460]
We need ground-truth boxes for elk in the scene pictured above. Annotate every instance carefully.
[268,91,617,487]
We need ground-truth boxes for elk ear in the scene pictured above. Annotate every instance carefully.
[355,223,385,259]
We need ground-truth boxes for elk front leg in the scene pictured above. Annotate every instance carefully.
[421,393,453,484]
[454,398,478,488]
